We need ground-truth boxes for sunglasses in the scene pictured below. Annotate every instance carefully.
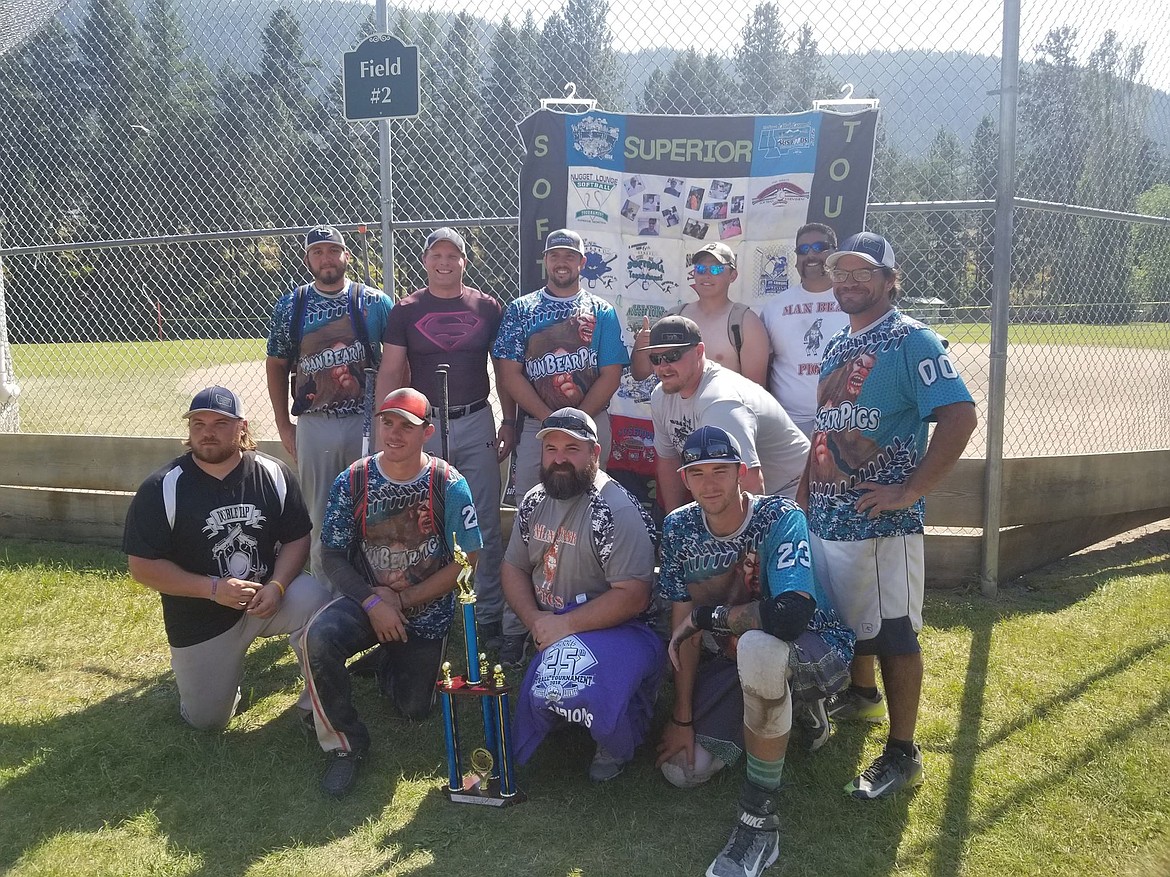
[541,415,595,437]
[681,440,738,465]
[796,241,834,255]
[830,268,878,283]
[648,345,695,366]
[692,264,729,276]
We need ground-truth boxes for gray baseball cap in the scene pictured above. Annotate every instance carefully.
[424,226,467,255]
[544,228,586,255]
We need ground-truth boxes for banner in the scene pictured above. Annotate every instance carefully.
[517,107,880,344]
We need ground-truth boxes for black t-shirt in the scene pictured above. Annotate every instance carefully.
[123,451,312,648]
[382,286,503,407]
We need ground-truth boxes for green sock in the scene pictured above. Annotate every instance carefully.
[746,753,785,791]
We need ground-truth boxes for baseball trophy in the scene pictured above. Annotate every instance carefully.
[437,537,525,806]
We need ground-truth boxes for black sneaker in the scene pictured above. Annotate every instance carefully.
[825,688,886,723]
[479,620,503,654]
[845,745,924,800]
[320,750,362,798]
[794,696,830,751]
[499,634,531,670]
[706,780,780,877]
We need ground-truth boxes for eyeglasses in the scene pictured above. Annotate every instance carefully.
[681,440,737,465]
[831,268,878,283]
[692,264,729,276]
[648,345,695,366]
[796,241,834,255]
[541,415,595,438]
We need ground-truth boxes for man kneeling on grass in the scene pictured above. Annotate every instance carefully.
[301,388,483,797]
[124,386,330,731]
[659,427,854,877]
[503,408,664,782]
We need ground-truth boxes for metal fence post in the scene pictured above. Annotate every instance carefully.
[981,0,1022,597]
[376,0,395,299]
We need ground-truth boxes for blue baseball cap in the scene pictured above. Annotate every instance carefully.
[679,425,743,470]
[184,385,245,419]
[826,232,896,270]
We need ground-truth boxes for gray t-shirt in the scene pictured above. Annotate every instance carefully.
[504,471,655,611]
[651,361,811,498]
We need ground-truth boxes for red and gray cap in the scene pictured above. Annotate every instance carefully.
[544,228,585,255]
[184,385,245,419]
[536,407,598,443]
[692,242,736,268]
[377,388,430,425]
[424,226,467,255]
[826,231,896,270]
[305,224,346,252]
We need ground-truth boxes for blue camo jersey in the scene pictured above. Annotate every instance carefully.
[491,289,629,413]
[658,495,853,661]
[808,310,973,541]
[321,455,483,639]
[266,281,393,417]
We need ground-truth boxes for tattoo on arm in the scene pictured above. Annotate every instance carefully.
[727,602,762,637]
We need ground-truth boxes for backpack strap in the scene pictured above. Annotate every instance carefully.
[728,301,750,356]
[429,457,451,557]
[347,282,379,368]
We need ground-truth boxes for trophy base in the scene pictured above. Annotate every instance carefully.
[444,775,527,807]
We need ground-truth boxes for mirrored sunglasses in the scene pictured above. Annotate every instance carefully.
[796,241,834,255]
[692,264,729,276]
[681,440,737,465]
[648,345,695,366]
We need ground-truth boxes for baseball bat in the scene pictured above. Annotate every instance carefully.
[361,366,377,457]
[358,223,372,286]
[436,363,451,461]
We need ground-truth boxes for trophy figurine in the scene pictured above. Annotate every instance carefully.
[437,535,525,806]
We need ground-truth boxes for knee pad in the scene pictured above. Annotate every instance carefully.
[738,631,793,738]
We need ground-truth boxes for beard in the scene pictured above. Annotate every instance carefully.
[191,439,239,465]
[540,457,598,500]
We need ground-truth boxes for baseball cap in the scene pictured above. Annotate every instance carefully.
[544,228,586,255]
[535,407,598,443]
[305,225,346,252]
[377,388,430,425]
[679,426,743,470]
[424,226,467,255]
[646,315,703,350]
[825,231,896,270]
[184,385,245,420]
[692,242,736,268]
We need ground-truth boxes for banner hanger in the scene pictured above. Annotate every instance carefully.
[813,83,879,112]
[540,82,597,113]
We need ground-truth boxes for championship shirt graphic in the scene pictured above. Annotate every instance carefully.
[523,303,599,409]
[519,107,879,348]
[295,312,365,415]
[532,635,598,703]
[204,504,268,581]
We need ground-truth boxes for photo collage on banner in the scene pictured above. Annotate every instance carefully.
[519,108,879,348]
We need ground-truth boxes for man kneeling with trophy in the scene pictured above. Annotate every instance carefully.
[301,388,483,797]
[502,408,664,782]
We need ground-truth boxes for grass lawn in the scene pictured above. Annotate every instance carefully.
[1,535,1168,876]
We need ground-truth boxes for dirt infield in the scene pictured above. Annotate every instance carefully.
[185,341,1170,456]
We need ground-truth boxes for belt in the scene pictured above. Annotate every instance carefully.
[430,398,488,420]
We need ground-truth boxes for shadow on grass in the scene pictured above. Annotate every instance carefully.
[0,637,405,876]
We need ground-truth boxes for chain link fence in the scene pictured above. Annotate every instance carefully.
[1,0,1169,455]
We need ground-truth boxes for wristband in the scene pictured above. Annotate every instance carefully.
[670,717,693,727]
[209,576,219,601]
[691,604,731,634]
[268,580,286,597]
[501,419,517,427]
[362,594,382,612]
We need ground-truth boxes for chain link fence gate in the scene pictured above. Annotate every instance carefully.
[1,0,1169,455]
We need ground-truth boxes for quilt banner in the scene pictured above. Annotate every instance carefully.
[517,107,879,345]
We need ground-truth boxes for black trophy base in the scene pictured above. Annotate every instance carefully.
[444,775,527,807]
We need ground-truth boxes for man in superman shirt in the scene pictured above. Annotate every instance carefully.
[375,227,515,648]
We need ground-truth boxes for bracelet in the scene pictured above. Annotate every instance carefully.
[501,418,517,427]
[209,576,219,601]
[362,594,382,612]
[670,717,694,727]
[268,580,286,597]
